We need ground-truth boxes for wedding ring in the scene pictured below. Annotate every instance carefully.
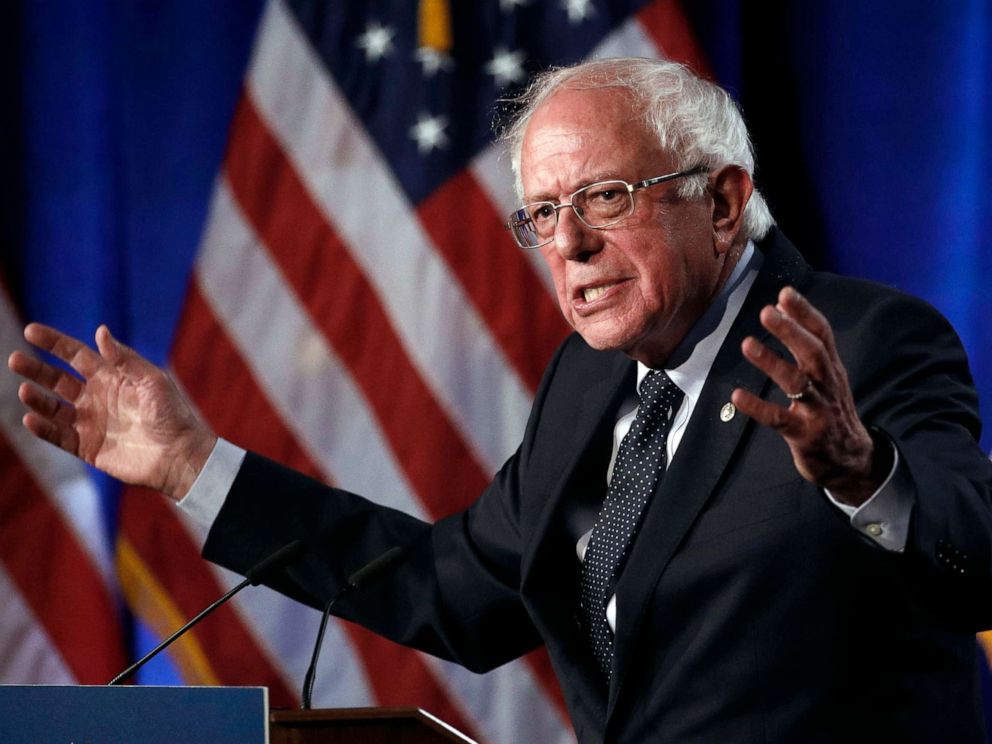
[786,379,814,401]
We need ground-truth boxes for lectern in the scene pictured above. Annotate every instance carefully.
[271,706,477,743]
[0,686,477,743]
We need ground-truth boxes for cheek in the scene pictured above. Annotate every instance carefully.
[639,243,692,298]
[543,254,575,324]
[553,281,575,328]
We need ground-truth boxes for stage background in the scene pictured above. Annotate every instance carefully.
[2,1,989,741]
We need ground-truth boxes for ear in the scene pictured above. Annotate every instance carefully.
[709,165,753,255]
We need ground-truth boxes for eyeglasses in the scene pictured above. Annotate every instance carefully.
[504,166,707,250]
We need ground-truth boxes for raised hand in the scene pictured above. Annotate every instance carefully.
[731,287,891,506]
[8,323,216,501]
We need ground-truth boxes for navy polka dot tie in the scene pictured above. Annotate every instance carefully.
[579,370,683,682]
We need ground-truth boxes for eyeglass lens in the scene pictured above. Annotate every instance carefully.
[510,181,632,248]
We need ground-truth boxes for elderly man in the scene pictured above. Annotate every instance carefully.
[11,58,992,742]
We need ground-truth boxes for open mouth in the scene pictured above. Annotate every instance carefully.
[578,280,626,304]
[583,284,617,302]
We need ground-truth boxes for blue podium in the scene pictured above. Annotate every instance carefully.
[0,685,267,743]
[0,686,476,743]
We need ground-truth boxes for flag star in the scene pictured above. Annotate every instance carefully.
[414,46,453,77]
[562,0,595,24]
[485,47,526,88]
[410,112,449,154]
[356,22,395,63]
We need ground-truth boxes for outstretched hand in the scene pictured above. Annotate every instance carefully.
[8,323,216,501]
[731,287,890,507]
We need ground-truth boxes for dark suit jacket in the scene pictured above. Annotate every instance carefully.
[204,229,992,743]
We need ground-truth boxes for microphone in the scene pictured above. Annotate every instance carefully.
[108,540,305,685]
[301,546,404,709]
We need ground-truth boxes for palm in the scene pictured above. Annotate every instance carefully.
[75,360,182,483]
[10,323,214,498]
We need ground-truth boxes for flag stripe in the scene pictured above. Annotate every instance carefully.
[0,434,125,682]
[117,536,223,685]
[193,182,420,514]
[635,0,711,75]
[120,487,299,704]
[0,567,75,684]
[224,93,490,517]
[416,169,570,392]
[423,647,572,740]
[246,0,533,472]
[590,9,664,60]
[468,148,559,298]
[174,278,322,478]
[208,558,376,710]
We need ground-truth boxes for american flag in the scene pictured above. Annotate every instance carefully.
[0,0,707,740]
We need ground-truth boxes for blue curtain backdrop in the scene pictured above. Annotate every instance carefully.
[688,0,992,450]
[5,0,267,684]
[4,0,990,696]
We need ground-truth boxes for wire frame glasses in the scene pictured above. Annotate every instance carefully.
[504,166,706,250]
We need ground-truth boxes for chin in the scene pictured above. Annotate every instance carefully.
[574,325,637,353]
[578,335,616,351]
[571,305,661,354]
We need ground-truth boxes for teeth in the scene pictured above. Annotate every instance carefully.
[583,284,616,302]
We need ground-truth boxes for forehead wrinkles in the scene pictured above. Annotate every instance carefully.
[521,87,662,201]
[522,132,602,200]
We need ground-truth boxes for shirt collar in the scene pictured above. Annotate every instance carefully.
[636,240,763,401]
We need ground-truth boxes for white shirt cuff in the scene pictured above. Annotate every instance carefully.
[824,440,912,552]
[176,438,246,530]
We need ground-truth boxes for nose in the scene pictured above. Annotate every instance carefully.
[553,204,601,261]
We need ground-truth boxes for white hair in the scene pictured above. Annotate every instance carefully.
[499,57,775,242]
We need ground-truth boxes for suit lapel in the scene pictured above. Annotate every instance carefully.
[606,231,811,716]
[521,350,633,586]
[519,350,634,719]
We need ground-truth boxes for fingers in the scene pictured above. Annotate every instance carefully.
[731,386,795,433]
[18,380,81,456]
[22,410,81,455]
[776,286,835,350]
[18,380,77,426]
[735,287,834,432]
[8,350,85,402]
[741,336,810,399]
[23,322,104,377]
[759,309,823,384]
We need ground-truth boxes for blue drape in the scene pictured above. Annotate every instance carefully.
[10,0,266,683]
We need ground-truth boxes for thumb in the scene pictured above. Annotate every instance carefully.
[95,325,126,364]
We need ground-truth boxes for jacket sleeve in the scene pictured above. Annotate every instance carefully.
[829,282,992,629]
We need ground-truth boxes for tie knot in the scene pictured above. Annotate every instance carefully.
[639,370,680,410]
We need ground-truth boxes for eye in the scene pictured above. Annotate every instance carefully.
[528,203,556,223]
[587,186,624,204]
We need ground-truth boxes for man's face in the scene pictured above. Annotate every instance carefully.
[520,86,731,366]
